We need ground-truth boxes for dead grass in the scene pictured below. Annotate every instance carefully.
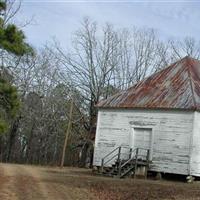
[1,163,200,200]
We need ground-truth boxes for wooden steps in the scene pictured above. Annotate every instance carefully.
[100,147,150,179]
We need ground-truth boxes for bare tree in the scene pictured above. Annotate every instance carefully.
[2,14,200,167]
[169,37,200,59]
[52,18,172,135]
[54,18,121,133]
[1,46,87,165]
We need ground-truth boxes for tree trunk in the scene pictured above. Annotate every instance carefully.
[6,116,21,162]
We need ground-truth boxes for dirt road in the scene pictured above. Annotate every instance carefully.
[1,163,200,200]
[0,163,95,200]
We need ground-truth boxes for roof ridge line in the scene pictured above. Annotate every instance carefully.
[126,59,179,90]
[97,57,200,109]
[186,60,197,109]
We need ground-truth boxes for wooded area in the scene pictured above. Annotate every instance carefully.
[1,0,200,167]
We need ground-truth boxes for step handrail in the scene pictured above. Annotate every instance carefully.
[101,146,150,176]
[101,146,134,172]
[119,148,150,177]
[120,148,137,168]
[101,146,121,172]
[103,153,119,166]
[102,146,120,160]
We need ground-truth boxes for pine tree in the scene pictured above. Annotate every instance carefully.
[0,1,31,55]
[0,0,32,134]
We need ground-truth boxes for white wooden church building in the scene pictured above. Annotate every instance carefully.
[93,56,200,177]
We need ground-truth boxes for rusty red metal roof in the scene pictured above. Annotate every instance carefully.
[97,56,200,110]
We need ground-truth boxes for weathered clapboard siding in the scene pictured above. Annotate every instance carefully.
[190,111,200,176]
[93,109,194,175]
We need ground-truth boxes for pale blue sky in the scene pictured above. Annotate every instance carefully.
[16,1,200,48]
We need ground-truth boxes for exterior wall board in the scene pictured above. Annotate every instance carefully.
[190,111,200,176]
[93,109,193,175]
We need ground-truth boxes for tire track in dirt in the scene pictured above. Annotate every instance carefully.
[0,163,85,200]
[0,164,47,200]
[0,163,19,200]
[27,166,95,200]
[22,165,65,200]
[13,164,47,200]
[29,167,82,200]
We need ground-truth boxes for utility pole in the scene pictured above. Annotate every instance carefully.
[60,97,74,168]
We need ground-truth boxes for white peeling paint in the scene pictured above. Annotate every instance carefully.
[93,109,194,175]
